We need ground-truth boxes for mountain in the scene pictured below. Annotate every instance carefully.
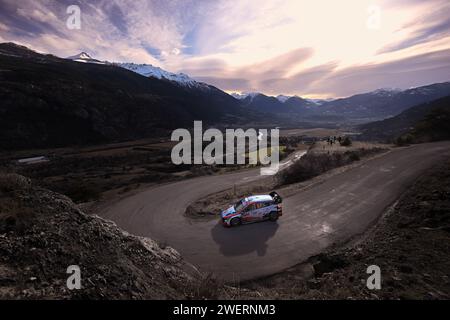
[230,92,260,100]
[405,100,450,143]
[359,95,450,142]
[276,95,291,103]
[319,83,450,121]
[67,52,105,64]
[240,93,334,120]
[67,52,207,89]
[306,98,334,105]
[0,42,48,59]
[276,95,332,106]
[0,43,249,150]
[284,96,317,111]
[67,51,450,123]
[116,63,208,89]
[241,93,293,113]
[231,84,450,121]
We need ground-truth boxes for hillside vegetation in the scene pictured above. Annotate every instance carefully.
[359,95,450,143]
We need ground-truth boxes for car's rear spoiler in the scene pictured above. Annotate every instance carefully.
[269,191,282,204]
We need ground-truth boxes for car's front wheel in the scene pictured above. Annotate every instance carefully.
[230,217,241,227]
[269,211,279,221]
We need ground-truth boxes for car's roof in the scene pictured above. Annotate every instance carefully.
[245,195,273,203]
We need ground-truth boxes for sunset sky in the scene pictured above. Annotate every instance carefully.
[0,0,449,98]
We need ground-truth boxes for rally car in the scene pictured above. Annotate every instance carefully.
[221,191,283,227]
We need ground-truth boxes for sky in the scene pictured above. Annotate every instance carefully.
[0,0,449,98]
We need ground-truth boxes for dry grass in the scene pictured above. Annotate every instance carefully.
[184,273,223,300]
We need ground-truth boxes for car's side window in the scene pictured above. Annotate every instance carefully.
[255,203,265,209]
[246,204,255,212]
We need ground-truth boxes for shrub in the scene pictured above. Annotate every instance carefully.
[340,136,352,147]
[345,151,360,161]
[395,134,414,146]
[185,273,222,299]
[277,153,345,185]
[277,147,385,186]
[64,180,101,203]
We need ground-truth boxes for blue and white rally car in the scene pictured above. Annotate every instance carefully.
[221,191,283,227]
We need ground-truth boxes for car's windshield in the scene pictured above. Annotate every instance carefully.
[234,199,246,212]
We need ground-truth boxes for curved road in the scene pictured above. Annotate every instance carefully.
[100,141,450,281]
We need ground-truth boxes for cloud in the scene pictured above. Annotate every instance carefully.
[378,1,450,53]
[195,77,252,92]
[191,48,450,97]
[16,8,58,24]
[259,62,339,95]
[179,47,315,93]
[239,48,314,80]
[0,22,9,32]
[311,49,450,96]
[0,0,449,97]
[0,0,200,63]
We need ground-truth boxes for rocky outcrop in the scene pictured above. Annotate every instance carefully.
[0,174,198,299]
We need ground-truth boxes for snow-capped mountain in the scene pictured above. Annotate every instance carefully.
[66,52,105,64]
[65,51,450,120]
[276,95,336,105]
[370,88,403,96]
[305,98,335,105]
[1,42,248,149]
[117,62,207,89]
[230,92,247,99]
[319,83,450,119]
[231,92,261,100]
[67,52,207,89]
[276,95,291,103]
[238,93,331,106]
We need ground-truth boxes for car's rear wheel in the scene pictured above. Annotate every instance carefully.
[269,211,279,221]
[230,217,241,227]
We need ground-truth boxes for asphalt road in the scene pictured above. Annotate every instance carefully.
[100,141,450,281]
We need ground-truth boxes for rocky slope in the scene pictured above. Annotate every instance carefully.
[0,174,199,299]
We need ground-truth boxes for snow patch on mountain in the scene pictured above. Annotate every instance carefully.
[231,92,261,100]
[117,63,207,89]
[371,88,403,96]
[276,95,291,102]
[306,98,335,105]
[67,52,105,64]
[67,52,208,88]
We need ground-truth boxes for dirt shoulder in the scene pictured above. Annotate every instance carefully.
[235,158,450,299]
